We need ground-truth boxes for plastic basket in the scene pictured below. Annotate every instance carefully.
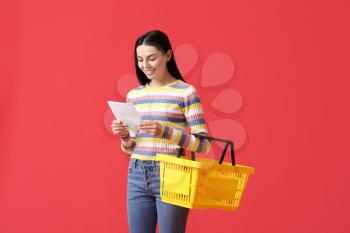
[156,134,255,211]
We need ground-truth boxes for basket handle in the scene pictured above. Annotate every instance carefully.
[177,133,236,166]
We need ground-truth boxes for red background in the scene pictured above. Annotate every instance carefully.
[1,0,349,232]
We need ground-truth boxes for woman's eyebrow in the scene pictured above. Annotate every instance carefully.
[137,54,157,58]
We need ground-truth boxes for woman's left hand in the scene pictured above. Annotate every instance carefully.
[139,121,163,136]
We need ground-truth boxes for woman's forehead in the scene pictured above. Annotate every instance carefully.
[136,45,161,57]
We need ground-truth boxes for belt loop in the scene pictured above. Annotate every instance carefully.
[132,158,137,169]
[137,159,144,169]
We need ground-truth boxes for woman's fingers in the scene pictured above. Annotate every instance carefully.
[139,125,156,129]
[139,121,155,126]
[112,119,126,124]
[111,127,127,131]
[111,120,127,127]
[111,120,129,136]
[139,127,157,132]
[138,121,162,136]
[112,125,128,130]
[139,121,156,127]
[112,123,127,128]
[111,123,126,126]
[111,127,128,135]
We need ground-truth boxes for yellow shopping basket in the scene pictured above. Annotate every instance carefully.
[156,134,255,211]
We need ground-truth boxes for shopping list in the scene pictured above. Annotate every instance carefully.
[107,101,141,137]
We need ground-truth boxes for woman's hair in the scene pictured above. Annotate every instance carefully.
[134,29,185,85]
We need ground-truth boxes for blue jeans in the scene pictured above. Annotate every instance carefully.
[127,158,190,233]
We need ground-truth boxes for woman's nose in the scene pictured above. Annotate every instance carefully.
[144,61,151,68]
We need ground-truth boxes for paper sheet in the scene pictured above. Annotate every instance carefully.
[107,101,141,137]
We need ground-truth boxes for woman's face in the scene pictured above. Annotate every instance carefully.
[136,44,171,82]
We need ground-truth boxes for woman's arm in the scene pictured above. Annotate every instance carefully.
[158,124,211,154]
[146,85,211,154]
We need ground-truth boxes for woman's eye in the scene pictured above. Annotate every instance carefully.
[137,58,155,62]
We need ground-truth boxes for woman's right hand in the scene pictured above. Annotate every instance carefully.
[111,120,129,137]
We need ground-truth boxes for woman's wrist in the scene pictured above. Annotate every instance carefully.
[120,131,129,138]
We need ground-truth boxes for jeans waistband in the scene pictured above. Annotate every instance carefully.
[129,158,160,170]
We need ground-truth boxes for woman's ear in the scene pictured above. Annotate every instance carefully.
[166,49,172,62]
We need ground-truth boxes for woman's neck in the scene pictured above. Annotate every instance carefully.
[148,73,177,87]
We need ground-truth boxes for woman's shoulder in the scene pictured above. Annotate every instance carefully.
[130,85,146,92]
[126,85,146,99]
[176,81,200,96]
[169,80,198,94]
[169,80,191,89]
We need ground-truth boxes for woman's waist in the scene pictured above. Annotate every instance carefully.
[129,157,160,172]
[131,144,181,160]
[131,147,180,159]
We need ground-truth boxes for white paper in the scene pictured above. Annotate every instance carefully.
[107,101,141,137]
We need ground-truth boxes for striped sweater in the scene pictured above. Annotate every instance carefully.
[120,80,211,160]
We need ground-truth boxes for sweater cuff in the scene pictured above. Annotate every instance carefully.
[120,132,130,141]
[159,125,173,140]
[160,125,185,145]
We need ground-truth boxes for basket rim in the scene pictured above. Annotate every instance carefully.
[156,153,255,174]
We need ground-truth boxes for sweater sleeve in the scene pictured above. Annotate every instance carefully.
[119,92,136,156]
[158,86,211,154]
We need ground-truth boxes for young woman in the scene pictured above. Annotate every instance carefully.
[111,29,211,233]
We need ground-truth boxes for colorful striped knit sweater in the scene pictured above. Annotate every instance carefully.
[120,80,211,160]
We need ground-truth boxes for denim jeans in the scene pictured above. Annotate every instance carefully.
[127,158,190,233]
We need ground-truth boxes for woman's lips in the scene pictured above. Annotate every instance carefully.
[145,70,155,75]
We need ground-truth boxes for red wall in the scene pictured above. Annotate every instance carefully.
[1,0,349,232]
